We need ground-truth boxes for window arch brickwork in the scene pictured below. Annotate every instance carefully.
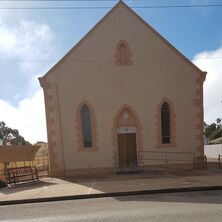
[156,98,177,148]
[114,40,132,65]
[112,104,144,167]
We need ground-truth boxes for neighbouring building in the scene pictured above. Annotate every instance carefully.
[34,142,48,157]
[39,1,207,177]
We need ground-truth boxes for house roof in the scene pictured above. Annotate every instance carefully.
[39,0,206,81]
[209,137,222,144]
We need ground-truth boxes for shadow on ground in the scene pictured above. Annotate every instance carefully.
[1,164,222,205]
[0,180,56,194]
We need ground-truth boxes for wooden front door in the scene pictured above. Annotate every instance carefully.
[118,133,137,169]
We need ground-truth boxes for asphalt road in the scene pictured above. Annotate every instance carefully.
[1,190,222,222]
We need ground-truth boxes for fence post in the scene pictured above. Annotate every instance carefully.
[43,156,45,169]
[46,157,49,175]
[204,155,207,168]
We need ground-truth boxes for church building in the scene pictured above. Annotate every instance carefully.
[39,1,206,177]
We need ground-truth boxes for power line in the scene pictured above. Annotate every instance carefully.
[0,0,221,1]
[0,0,116,2]
[2,5,222,9]
[0,57,221,62]
[0,4,222,9]
[0,0,117,1]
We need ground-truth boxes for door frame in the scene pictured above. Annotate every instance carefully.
[116,126,138,169]
[117,126,136,134]
[112,104,144,170]
[117,126,138,169]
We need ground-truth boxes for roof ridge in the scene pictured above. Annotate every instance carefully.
[39,0,206,81]
[40,1,125,80]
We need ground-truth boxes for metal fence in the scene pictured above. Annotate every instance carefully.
[0,156,49,178]
[218,154,222,168]
[139,150,204,169]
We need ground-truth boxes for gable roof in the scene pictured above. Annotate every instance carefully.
[40,0,206,80]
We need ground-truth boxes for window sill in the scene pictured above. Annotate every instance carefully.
[157,143,177,148]
[114,61,133,66]
[77,147,98,152]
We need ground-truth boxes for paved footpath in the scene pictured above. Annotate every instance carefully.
[0,167,222,204]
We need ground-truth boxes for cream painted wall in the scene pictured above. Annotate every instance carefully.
[42,3,204,175]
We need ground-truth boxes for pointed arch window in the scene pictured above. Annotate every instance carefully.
[161,102,170,144]
[80,105,92,148]
[119,43,127,65]
[114,40,132,65]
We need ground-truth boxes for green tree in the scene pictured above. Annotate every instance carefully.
[0,121,30,178]
[216,118,222,128]
[204,123,217,138]
[0,121,30,145]
[209,128,222,141]
[204,118,222,142]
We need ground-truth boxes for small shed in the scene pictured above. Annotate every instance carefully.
[0,145,40,162]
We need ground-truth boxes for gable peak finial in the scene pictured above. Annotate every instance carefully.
[117,0,126,6]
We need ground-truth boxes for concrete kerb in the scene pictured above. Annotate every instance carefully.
[1,185,222,206]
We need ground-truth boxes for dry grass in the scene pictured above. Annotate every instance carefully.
[0,156,49,178]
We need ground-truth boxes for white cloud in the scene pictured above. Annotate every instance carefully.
[0,4,55,143]
[0,19,55,76]
[0,90,47,143]
[193,46,222,124]
[0,19,53,57]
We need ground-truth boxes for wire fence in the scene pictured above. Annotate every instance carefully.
[140,150,194,164]
[139,150,208,169]
[219,154,222,169]
[0,156,49,179]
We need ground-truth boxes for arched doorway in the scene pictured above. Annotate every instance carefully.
[116,108,138,169]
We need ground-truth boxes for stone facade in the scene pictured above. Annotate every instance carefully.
[39,1,206,177]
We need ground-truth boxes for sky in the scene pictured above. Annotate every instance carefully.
[0,0,222,143]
